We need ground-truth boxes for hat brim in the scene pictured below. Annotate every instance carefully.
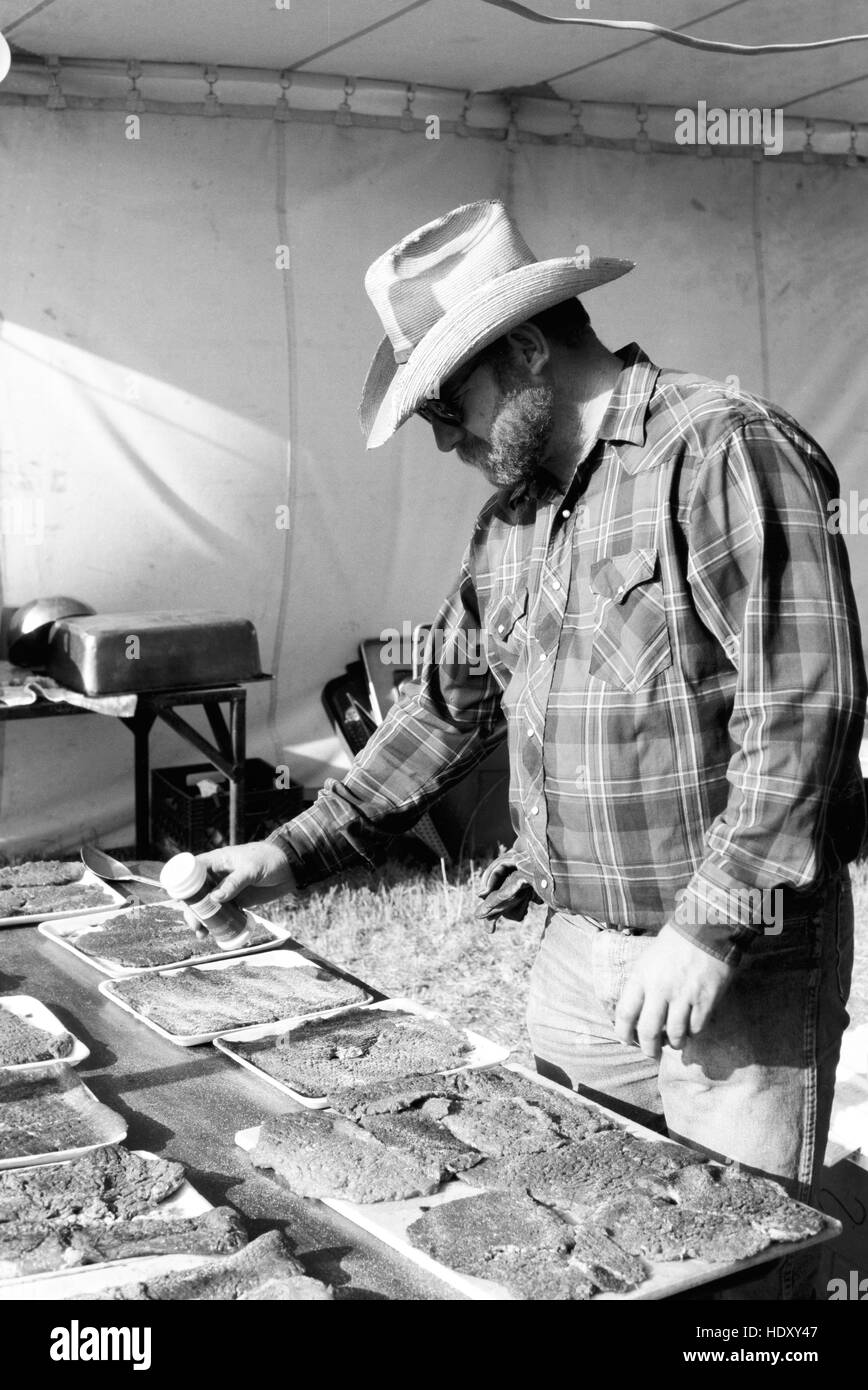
[359,255,634,449]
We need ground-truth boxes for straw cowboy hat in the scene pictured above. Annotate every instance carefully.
[359,199,634,449]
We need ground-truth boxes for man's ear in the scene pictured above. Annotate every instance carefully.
[504,321,550,375]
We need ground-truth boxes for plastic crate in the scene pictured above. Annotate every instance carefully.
[151,759,305,856]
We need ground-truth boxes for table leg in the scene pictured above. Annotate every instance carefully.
[229,691,246,844]
[133,708,157,856]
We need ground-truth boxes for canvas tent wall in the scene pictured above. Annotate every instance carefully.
[0,4,866,855]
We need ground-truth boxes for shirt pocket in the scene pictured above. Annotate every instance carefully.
[588,548,672,692]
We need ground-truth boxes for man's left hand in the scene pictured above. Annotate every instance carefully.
[614,924,737,1058]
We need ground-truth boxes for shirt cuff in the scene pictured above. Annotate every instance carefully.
[265,815,341,891]
[669,863,777,965]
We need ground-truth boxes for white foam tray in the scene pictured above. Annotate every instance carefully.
[0,996,89,1070]
[236,1062,842,1301]
[99,949,373,1046]
[0,1151,219,1299]
[0,1062,127,1170]
[39,904,291,977]
[0,866,127,928]
[215,997,511,1108]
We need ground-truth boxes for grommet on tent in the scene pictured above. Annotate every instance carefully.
[567,102,587,147]
[454,91,474,138]
[400,84,416,132]
[45,57,66,111]
[845,125,860,168]
[634,104,651,153]
[802,119,817,163]
[335,78,355,127]
[274,71,292,122]
[126,61,144,114]
[203,65,221,116]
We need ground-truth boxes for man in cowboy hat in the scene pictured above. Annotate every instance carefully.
[193,201,864,1293]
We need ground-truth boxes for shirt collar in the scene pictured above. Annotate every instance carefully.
[507,343,661,508]
[597,343,661,447]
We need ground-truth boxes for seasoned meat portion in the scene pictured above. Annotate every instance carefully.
[326,1074,462,1119]
[460,1130,705,1208]
[0,1206,247,1278]
[359,1109,482,1177]
[0,881,113,918]
[406,1190,573,1268]
[238,1009,470,1098]
[566,1222,647,1293]
[468,1246,597,1300]
[671,1165,825,1242]
[0,1069,114,1160]
[598,1192,772,1263]
[0,1144,185,1224]
[0,1005,72,1066]
[441,1097,564,1158]
[16,884,112,912]
[80,1230,332,1301]
[250,1111,443,1202]
[0,862,84,888]
[74,905,270,969]
[469,1230,645,1299]
[112,960,366,1036]
[451,1068,614,1144]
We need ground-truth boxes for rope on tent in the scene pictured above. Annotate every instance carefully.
[479,1,868,56]
[335,78,354,128]
[3,56,864,167]
[274,72,292,123]
[126,62,144,115]
[203,66,221,117]
[44,55,64,109]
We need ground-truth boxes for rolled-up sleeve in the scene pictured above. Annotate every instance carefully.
[673,417,867,962]
[268,540,506,887]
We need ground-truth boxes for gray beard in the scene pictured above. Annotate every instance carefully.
[457,382,556,488]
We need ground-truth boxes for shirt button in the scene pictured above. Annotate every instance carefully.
[497,624,505,634]
[539,877,548,890]
[561,508,571,518]
[539,651,547,662]
[575,766,586,784]
[530,805,540,816]
[551,579,561,591]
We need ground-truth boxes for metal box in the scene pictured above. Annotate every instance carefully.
[44,611,262,695]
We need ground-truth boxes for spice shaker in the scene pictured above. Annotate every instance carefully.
[160,852,251,950]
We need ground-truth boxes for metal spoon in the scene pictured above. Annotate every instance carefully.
[80,844,164,889]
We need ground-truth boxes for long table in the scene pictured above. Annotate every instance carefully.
[1,902,450,1301]
[4,872,831,1301]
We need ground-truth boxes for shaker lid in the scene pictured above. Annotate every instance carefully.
[160,851,206,900]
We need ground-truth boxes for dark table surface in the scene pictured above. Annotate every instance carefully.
[0,866,452,1301]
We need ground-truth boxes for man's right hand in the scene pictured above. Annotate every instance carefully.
[188,842,298,909]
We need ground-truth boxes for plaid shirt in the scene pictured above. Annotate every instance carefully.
[272,344,866,962]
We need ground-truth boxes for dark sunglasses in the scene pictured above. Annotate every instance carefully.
[416,361,481,428]
[416,396,463,427]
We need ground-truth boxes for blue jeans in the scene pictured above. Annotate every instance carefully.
[526,870,854,1298]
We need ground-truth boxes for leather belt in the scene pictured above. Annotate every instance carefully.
[583,913,646,936]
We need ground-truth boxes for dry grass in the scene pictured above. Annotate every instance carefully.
[261,855,544,1066]
[262,852,868,1059]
